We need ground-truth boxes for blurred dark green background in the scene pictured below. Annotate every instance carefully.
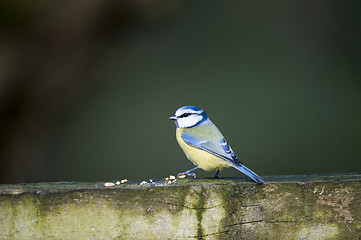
[0,0,360,183]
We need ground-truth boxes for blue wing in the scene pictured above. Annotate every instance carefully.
[181,130,264,184]
[181,131,242,166]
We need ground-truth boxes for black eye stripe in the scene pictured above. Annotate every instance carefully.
[178,113,192,118]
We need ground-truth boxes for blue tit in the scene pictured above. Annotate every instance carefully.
[169,106,264,184]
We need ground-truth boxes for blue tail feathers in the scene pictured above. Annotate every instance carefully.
[233,164,264,184]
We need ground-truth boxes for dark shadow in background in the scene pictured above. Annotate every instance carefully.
[0,0,360,183]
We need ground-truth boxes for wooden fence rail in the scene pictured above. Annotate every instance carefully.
[0,173,360,239]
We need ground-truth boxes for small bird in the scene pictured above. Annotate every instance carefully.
[170,106,264,184]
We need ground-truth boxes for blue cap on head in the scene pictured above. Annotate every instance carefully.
[178,106,203,112]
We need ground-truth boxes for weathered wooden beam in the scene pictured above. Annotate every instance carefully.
[0,173,360,239]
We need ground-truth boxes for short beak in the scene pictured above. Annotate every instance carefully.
[169,115,177,120]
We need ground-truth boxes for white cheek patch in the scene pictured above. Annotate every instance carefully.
[177,114,203,128]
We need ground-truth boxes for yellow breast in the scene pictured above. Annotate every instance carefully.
[176,128,232,171]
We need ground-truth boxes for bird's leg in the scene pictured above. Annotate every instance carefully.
[177,166,199,179]
[214,170,220,178]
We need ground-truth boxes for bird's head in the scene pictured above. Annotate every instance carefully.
[169,106,209,128]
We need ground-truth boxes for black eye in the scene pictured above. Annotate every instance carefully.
[181,113,190,118]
